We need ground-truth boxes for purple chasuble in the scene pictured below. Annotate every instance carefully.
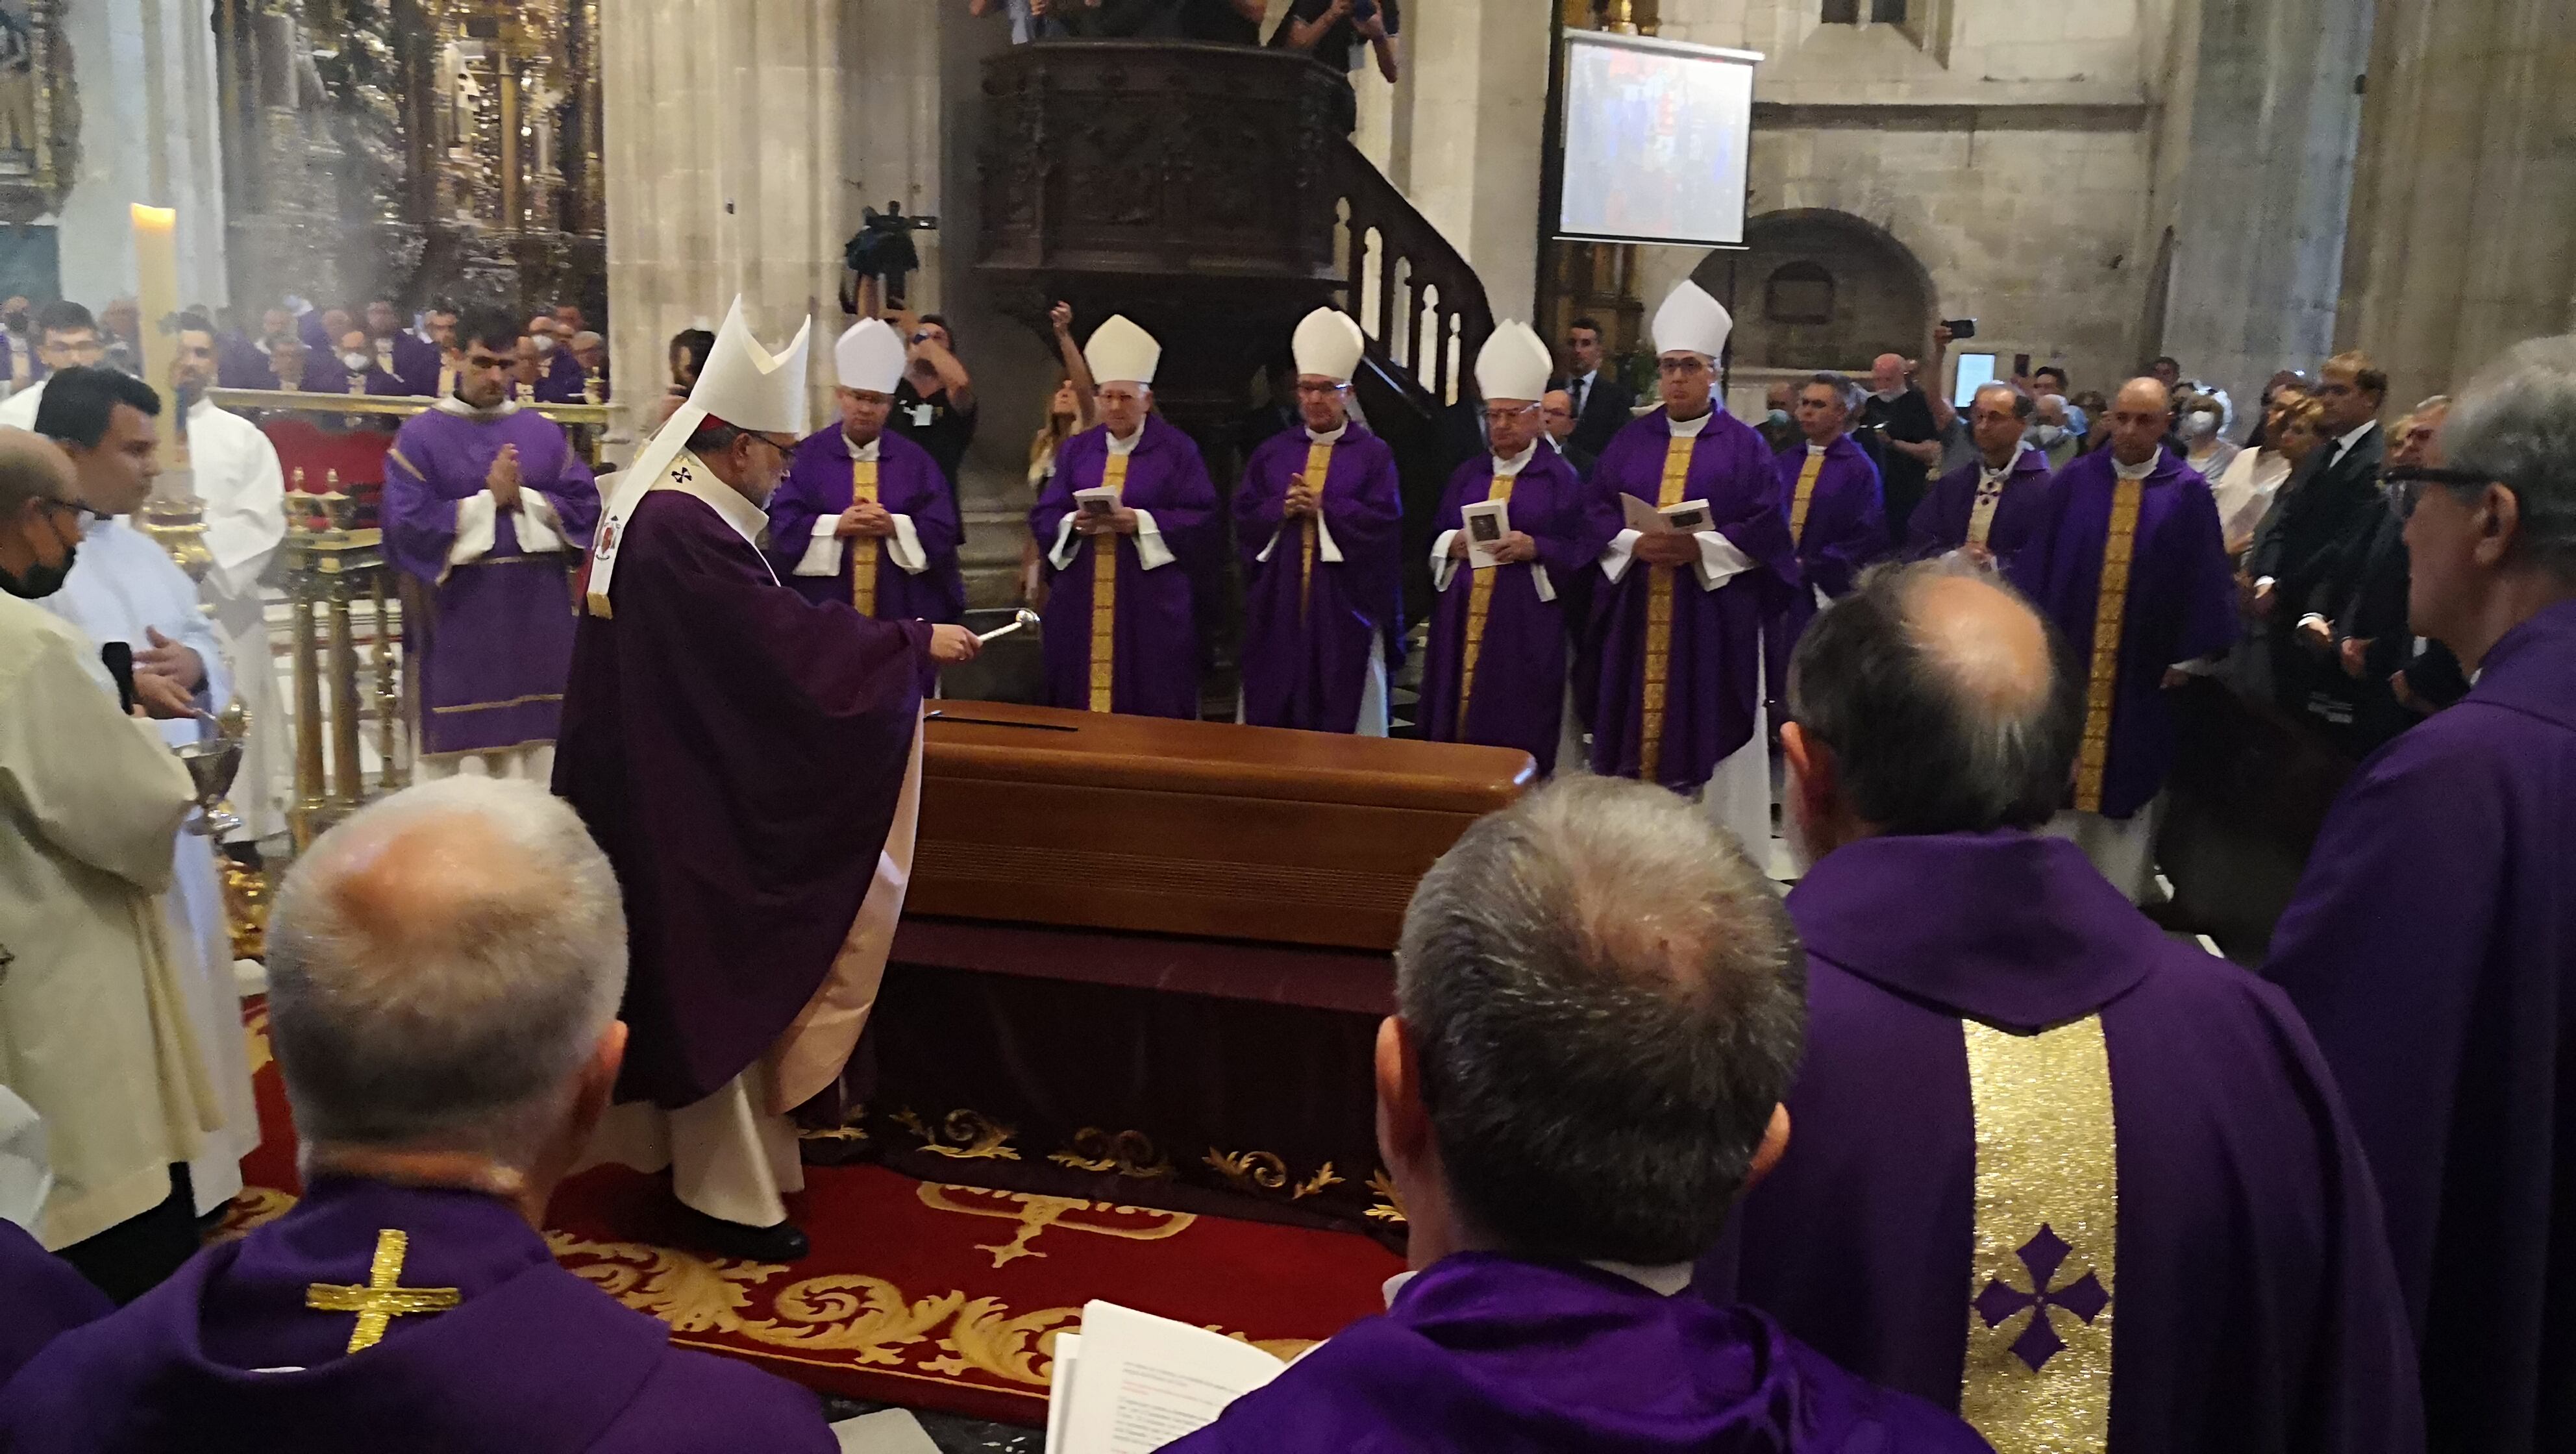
[1708,832,2421,1454]
[2007,447,2236,819]
[1030,415,1217,719]
[384,404,597,758]
[555,484,927,1109]
[1234,423,1404,733]
[215,334,273,389]
[0,1179,833,1453]
[380,332,443,397]
[1420,447,1613,774]
[765,426,966,628]
[1167,1253,1988,1453]
[0,1217,110,1389]
[536,350,590,404]
[1585,408,1793,789]
[2264,600,2576,1454]
[1905,447,2053,566]
[1761,434,1885,723]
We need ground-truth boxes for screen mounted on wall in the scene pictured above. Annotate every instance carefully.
[1557,31,1761,249]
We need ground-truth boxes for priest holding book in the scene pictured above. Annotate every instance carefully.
[1235,308,1404,735]
[1031,316,1217,719]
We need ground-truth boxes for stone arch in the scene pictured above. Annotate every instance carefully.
[1696,209,1936,373]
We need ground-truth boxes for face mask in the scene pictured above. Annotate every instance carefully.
[0,545,74,600]
[1766,409,1790,428]
[341,351,369,371]
[2183,410,2220,438]
[2032,425,2066,446]
[532,335,557,356]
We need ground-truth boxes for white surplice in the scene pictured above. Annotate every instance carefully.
[38,518,262,1214]
[0,593,222,1248]
[183,397,290,841]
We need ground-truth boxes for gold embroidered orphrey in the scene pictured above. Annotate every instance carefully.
[848,456,882,617]
[1959,1015,2117,1453]
[1086,452,1132,711]
[1296,439,1334,619]
[305,1227,464,1353]
[1637,431,1698,781]
[1453,472,1517,724]
[2074,474,2146,813]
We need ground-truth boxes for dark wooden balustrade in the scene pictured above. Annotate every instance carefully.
[1330,137,1494,415]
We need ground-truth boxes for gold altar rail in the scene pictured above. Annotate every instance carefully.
[204,389,613,428]
[283,490,407,850]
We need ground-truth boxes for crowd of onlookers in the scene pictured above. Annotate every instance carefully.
[967,0,1400,82]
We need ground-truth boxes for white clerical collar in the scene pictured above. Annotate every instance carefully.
[843,430,880,463]
[1491,441,1540,478]
[1668,409,1712,439]
[1982,447,2023,477]
[1106,425,1145,457]
[1305,421,1348,445]
[1805,441,1828,456]
[433,393,520,422]
[2113,451,2159,481]
[658,449,770,550]
[1380,1259,1692,1309]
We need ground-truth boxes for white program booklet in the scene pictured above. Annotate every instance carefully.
[1459,499,1512,569]
[1074,486,1121,517]
[1622,493,1713,535]
[1045,1301,1289,1454]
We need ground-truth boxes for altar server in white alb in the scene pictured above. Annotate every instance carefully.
[29,367,259,1221]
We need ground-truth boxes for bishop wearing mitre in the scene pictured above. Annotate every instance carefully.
[556,301,978,1260]
[1418,322,1616,774]
[1235,308,1404,734]
[1031,316,1218,719]
[1586,282,1792,857]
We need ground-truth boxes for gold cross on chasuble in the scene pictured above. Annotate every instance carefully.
[1959,1016,2118,1453]
[1454,473,1517,724]
[2074,476,2146,813]
[1787,449,1828,544]
[1296,441,1335,619]
[1966,468,2009,549]
[848,458,882,617]
[1637,432,1699,780]
[304,1228,463,1354]
[1086,452,1132,713]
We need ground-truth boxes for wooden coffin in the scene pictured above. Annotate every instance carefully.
[911,703,1535,950]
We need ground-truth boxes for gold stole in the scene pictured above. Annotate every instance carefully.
[1296,440,1335,619]
[1454,471,1517,725]
[1959,1016,2117,1451]
[1086,452,1132,713]
[1637,433,1698,780]
[848,457,882,617]
[436,362,456,397]
[345,368,365,397]
[2074,474,2146,812]
[1966,465,2009,548]
[1788,448,1827,543]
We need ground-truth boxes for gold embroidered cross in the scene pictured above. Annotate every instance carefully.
[305,1229,462,1353]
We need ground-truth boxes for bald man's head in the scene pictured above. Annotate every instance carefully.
[0,426,77,515]
[1786,560,2081,843]
[2107,377,2174,466]
[1869,353,1909,397]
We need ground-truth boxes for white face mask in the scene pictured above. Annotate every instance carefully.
[2183,410,2221,439]
[532,334,557,356]
[341,351,369,371]
[2031,424,2066,446]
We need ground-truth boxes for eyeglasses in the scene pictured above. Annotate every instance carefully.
[1483,404,1539,426]
[2384,465,2492,519]
[1656,356,1711,378]
[32,497,86,541]
[1292,382,1348,399]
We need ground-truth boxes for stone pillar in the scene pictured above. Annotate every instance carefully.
[56,0,230,308]
[2158,0,2374,416]
[600,0,849,444]
[1401,0,1552,322]
[2334,0,2576,410]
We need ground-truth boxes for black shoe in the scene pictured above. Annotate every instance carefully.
[676,1206,810,1263]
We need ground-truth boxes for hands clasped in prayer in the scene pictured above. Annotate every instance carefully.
[835,500,897,539]
[485,443,523,513]
[1282,476,1321,521]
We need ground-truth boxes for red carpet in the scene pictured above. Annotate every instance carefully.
[228,1004,1406,1425]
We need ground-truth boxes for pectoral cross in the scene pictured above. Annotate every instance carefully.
[305,1228,462,1353]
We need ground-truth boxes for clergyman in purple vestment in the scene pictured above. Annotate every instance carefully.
[0,1215,110,1388]
[767,420,965,630]
[1032,412,1215,719]
[1235,409,1403,733]
[1757,383,1884,734]
[1906,382,2055,569]
[2262,338,2576,1454]
[1170,777,1986,1454]
[383,318,597,779]
[1707,561,2420,1454]
[2007,379,2236,898]
[0,784,835,1450]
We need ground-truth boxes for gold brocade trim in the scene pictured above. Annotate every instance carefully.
[1787,448,1827,543]
[1455,474,1517,726]
[1203,1149,1344,1201]
[1086,453,1131,712]
[428,692,564,715]
[1637,434,1698,780]
[889,1108,1022,1161]
[915,1183,1197,1269]
[1048,1127,1177,1181]
[386,447,425,482]
[1960,1016,2118,1453]
[2074,476,2145,812]
[1296,440,1335,620]
[1364,1170,1409,1225]
[1967,471,2007,549]
[304,1227,464,1353]
[849,458,882,618]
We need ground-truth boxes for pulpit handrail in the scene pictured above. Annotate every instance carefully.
[1330,138,1494,408]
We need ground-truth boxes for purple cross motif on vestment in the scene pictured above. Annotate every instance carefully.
[1974,1224,2110,1372]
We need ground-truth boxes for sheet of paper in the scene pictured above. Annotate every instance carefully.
[1074,486,1119,516]
[1461,499,1511,569]
[1622,492,1671,534]
[1044,1333,1082,1454]
[832,1408,943,1454]
[1056,1301,1285,1454]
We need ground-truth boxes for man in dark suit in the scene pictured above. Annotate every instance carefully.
[1556,315,1634,459]
[2249,350,2388,733]
[1540,388,1597,479]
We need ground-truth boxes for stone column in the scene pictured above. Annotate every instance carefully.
[1401,0,1553,322]
[600,0,849,445]
[2334,0,2576,410]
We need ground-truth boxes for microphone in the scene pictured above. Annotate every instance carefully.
[101,641,136,714]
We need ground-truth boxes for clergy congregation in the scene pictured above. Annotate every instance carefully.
[0,0,2571,1450]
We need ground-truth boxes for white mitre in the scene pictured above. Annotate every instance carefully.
[1476,321,1554,404]
[586,296,813,617]
[1653,280,1733,361]
[1292,308,1366,384]
[1086,315,1161,387]
[835,317,908,395]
